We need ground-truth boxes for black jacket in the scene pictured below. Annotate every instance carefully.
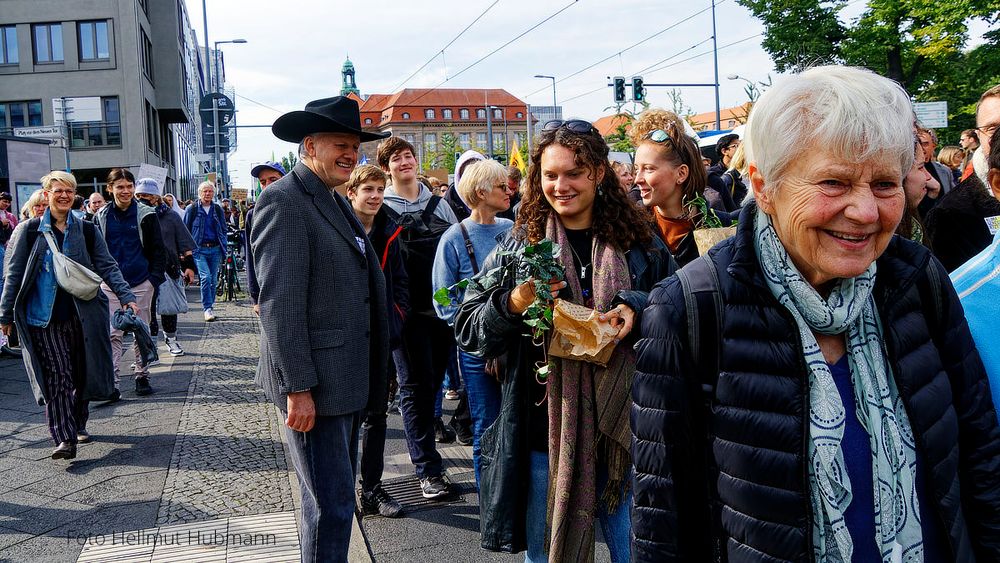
[455,228,677,553]
[707,164,746,211]
[369,208,409,349]
[925,175,1000,272]
[632,203,1000,562]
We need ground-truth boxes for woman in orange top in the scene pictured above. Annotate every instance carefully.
[631,110,712,266]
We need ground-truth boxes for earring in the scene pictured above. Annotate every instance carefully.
[598,186,604,197]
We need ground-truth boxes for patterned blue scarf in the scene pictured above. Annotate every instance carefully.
[753,208,923,562]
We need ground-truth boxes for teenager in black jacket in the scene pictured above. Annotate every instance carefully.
[633,66,1000,562]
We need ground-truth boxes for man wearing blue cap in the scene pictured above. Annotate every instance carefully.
[246,161,285,315]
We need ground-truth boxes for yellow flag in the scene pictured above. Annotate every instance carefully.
[510,139,527,174]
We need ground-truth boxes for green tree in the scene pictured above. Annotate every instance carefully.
[422,132,459,171]
[280,151,298,174]
[738,0,998,92]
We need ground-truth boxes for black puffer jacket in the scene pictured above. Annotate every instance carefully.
[456,227,677,553]
[632,204,1000,562]
[925,175,999,272]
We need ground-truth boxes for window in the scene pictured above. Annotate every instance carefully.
[402,112,410,120]
[402,133,416,145]
[476,109,486,119]
[364,118,372,125]
[476,132,487,147]
[442,109,452,119]
[78,21,110,61]
[0,100,44,131]
[33,23,63,63]
[460,109,469,120]
[494,134,505,151]
[424,109,435,120]
[516,112,524,119]
[458,132,471,150]
[1,26,17,65]
[145,100,160,155]
[424,133,436,152]
[493,108,503,120]
[69,96,121,148]
[140,29,153,81]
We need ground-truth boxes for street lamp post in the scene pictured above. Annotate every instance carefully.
[486,105,495,158]
[212,39,247,196]
[534,74,557,110]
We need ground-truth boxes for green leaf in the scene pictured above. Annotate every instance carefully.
[456,279,470,290]
[433,287,453,307]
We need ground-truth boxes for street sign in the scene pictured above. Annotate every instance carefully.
[53,97,102,124]
[194,153,213,162]
[202,130,231,152]
[14,125,62,139]
[199,93,235,126]
[914,101,948,129]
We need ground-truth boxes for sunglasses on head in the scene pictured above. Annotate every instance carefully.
[643,129,676,147]
[542,119,597,135]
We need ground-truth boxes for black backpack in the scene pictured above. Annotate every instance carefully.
[383,195,453,313]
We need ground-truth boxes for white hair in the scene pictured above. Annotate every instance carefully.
[744,65,915,192]
[198,181,216,194]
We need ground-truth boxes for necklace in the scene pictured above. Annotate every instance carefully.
[567,240,592,280]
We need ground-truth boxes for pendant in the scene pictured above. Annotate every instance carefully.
[580,265,588,278]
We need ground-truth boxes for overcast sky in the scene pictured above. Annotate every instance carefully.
[184,0,985,190]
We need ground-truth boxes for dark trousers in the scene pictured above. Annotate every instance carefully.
[28,318,88,445]
[397,313,453,479]
[283,412,361,563]
[359,352,395,493]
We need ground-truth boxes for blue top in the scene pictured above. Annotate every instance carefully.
[27,210,77,327]
[105,202,149,287]
[951,228,1000,405]
[828,355,947,561]
[432,218,513,325]
[198,204,218,245]
[184,202,227,250]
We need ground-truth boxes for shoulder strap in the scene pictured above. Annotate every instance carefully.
[675,255,723,400]
[82,220,96,259]
[42,231,61,255]
[458,222,479,274]
[421,195,442,224]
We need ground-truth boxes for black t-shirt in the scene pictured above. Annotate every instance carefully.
[564,227,594,305]
[49,227,76,323]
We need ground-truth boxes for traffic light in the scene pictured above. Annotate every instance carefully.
[632,76,645,102]
[613,77,626,103]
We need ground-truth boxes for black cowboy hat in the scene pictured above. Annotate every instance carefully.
[271,96,389,143]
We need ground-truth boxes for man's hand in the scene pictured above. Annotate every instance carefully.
[124,302,141,316]
[0,323,11,337]
[286,390,316,432]
[253,304,260,316]
[183,268,196,285]
[599,304,636,343]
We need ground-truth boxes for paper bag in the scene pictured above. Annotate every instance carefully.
[693,226,737,255]
[547,299,619,367]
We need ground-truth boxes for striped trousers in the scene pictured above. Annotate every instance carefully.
[28,318,88,445]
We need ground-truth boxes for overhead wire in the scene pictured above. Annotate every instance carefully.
[388,0,500,92]
[521,1,726,100]
[399,0,580,108]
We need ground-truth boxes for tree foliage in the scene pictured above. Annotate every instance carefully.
[738,0,999,92]
[280,151,298,174]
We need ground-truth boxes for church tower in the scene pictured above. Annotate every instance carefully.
[341,57,360,97]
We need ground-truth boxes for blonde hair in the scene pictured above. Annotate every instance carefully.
[628,109,689,146]
[21,189,48,218]
[937,146,964,169]
[41,170,77,191]
[457,159,507,207]
[345,164,387,193]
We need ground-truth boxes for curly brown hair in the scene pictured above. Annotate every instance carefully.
[516,126,653,251]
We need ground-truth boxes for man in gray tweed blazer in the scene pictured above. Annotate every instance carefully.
[252,96,389,562]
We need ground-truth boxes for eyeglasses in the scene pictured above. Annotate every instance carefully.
[542,119,597,135]
[643,129,676,148]
[49,189,76,196]
[977,124,999,137]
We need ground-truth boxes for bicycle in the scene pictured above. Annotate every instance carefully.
[216,226,244,301]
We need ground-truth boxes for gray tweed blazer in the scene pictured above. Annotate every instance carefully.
[251,162,388,416]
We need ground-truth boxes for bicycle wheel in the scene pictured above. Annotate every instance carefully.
[226,264,236,301]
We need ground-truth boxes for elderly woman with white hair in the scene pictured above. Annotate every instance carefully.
[431,158,515,488]
[632,65,1000,562]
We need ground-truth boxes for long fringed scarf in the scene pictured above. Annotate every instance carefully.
[544,215,634,563]
[753,208,923,562]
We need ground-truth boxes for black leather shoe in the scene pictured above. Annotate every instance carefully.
[77,430,92,444]
[104,388,121,403]
[450,418,473,446]
[52,441,77,460]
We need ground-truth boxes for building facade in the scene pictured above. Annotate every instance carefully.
[0,0,211,205]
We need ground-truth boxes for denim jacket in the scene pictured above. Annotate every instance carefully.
[183,202,227,250]
[26,209,70,327]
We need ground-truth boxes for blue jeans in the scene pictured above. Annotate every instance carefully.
[283,412,360,563]
[435,350,462,419]
[459,350,501,487]
[194,245,223,311]
[525,451,632,563]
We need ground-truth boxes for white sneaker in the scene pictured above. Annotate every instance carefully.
[164,336,184,356]
[204,309,216,322]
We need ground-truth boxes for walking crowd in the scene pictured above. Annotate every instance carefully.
[5,64,1000,563]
